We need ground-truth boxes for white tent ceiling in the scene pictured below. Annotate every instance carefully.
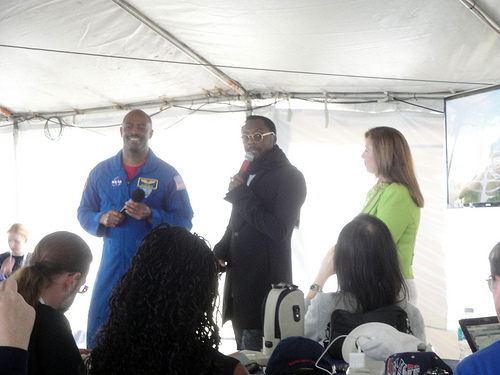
[1,0,500,120]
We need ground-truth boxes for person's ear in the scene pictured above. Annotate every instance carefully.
[65,272,82,292]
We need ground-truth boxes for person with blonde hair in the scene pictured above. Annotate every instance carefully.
[14,231,93,375]
[0,223,30,278]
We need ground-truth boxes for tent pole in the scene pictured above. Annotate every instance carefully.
[459,0,500,35]
[13,118,19,218]
[112,0,247,95]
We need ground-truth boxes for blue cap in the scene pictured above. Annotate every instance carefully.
[266,336,334,374]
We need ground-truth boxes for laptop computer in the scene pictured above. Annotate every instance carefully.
[459,315,500,352]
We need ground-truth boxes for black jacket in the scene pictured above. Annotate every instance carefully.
[214,146,307,329]
[28,303,83,375]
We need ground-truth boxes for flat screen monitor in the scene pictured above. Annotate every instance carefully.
[445,84,500,208]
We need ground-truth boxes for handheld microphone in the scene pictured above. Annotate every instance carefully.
[119,188,146,213]
[239,151,254,175]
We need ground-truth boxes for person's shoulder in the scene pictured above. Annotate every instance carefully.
[288,163,305,178]
[474,339,500,357]
[276,157,306,184]
[146,149,178,172]
[455,340,500,373]
[0,252,9,261]
[90,151,121,172]
[385,183,410,194]
[35,303,69,325]
[382,183,413,201]
[32,304,73,342]
[313,291,345,309]
[35,303,58,316]
[398,300,423,318]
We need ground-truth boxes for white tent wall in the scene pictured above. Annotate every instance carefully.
[3,100,498,358]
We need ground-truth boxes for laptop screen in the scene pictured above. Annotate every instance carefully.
[459,316,500,352]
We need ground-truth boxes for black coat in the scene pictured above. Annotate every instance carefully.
[214,146,307,329]
[28,303,83,375]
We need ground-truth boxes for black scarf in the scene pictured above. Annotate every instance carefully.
[246,145,289,175]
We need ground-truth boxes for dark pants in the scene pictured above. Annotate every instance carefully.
[233,327,263,351]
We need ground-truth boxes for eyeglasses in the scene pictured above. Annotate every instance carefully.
[241,132,275,143]
[486,276,496,292]
[78,284,89,294]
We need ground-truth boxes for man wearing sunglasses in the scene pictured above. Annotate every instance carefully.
[454,242,500,374]
[214,115,307,351]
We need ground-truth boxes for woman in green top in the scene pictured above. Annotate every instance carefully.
[307,127,424,305]
[360,126,424,303]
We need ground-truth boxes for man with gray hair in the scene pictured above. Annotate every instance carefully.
[454,242,500,374]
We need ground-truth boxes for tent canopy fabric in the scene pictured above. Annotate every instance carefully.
[1,0,500,118]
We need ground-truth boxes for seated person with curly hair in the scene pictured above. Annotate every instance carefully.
[86,224,249,375]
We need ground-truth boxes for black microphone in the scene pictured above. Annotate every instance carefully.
[239,151,254,176]
[119,188,146,213]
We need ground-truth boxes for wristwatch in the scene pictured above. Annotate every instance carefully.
[309,283,323,292]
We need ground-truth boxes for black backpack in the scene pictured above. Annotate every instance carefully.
[325,305,412,359]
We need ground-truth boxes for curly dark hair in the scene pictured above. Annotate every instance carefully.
[87,224,222,375]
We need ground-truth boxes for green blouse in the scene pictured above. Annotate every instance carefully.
[360,182,420,279]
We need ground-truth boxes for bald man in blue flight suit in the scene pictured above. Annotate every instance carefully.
[78,109,193,348]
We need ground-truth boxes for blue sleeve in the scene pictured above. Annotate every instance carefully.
[150,174,193,231]
[77,170,106,238]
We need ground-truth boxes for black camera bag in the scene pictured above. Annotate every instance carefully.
[326,305,411,359]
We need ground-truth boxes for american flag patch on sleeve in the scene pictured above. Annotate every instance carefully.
[174,175,186,190]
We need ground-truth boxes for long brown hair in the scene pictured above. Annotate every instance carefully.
[14,231,92,307]
[366,126,424,208]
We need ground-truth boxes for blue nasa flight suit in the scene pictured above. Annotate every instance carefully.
[78,149,193,348]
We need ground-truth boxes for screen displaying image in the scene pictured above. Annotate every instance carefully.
[445,84,500,208]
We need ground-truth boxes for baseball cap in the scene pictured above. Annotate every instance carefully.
[385,352,453,375]
[265,336,334,374]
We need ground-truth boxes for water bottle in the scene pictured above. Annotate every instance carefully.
[458,308,473,361]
